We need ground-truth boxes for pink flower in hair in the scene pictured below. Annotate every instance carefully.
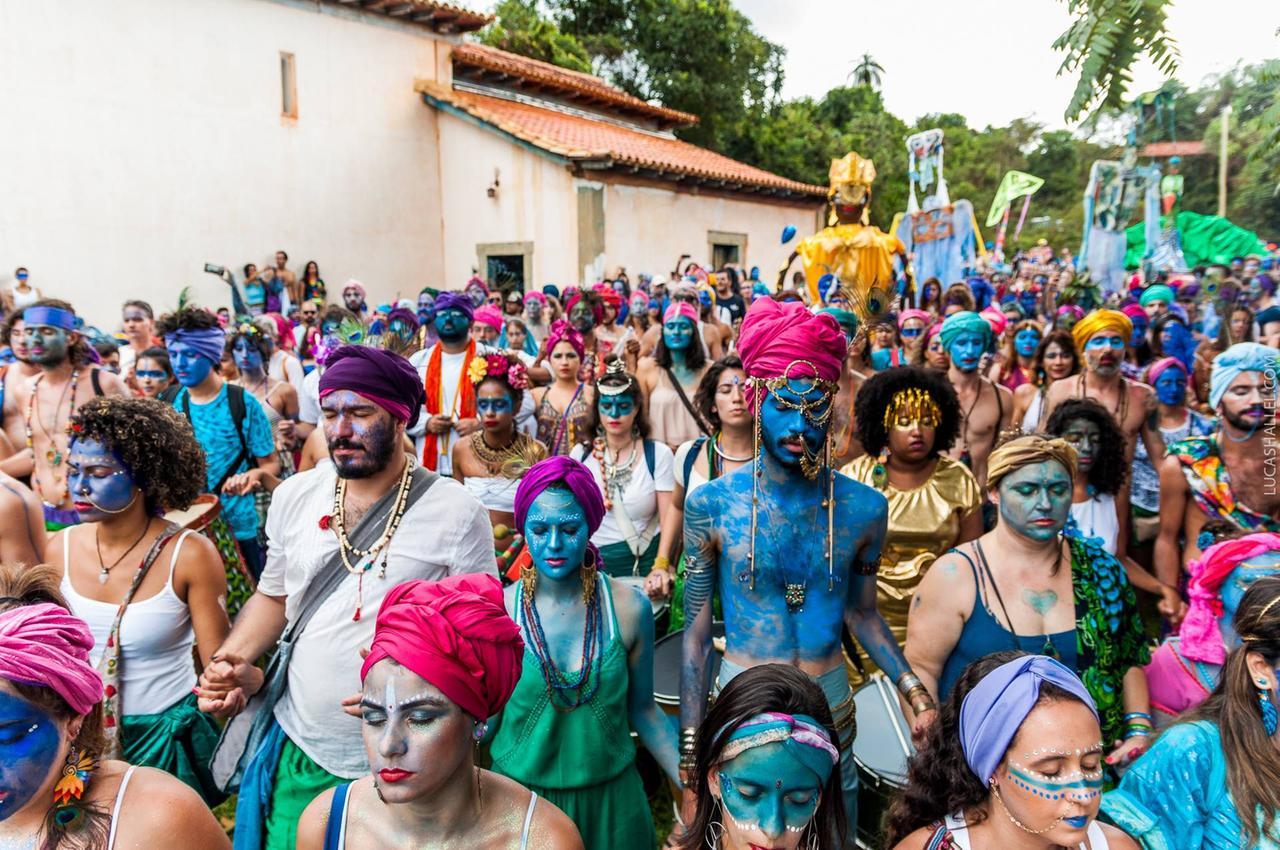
[507,360,529,390]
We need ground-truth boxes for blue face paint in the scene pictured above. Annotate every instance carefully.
[759,384,831,470]
[67,437,137,519]
[946,330,987,372]
[1059,417,1100,474]
[1130,318,1148,348]
[23,326,69,366]
[167,340,215,387]
[1221,551,1280,621]
[434,308,470,344]
[476,395,513,417]
[1020,292,1039,315]
[598,394,636,421]
[0,691,61,822]
[1154,369,1187,406]
[1007,765,1104,802]
[662,317,695,352]
[417,294,436,323]
[232,337,263,373]
[1084,335,1124,351]
[1015,329,1042,358]
[997,461,1073,541]
[523,489,590,581]
[716,744,823,838]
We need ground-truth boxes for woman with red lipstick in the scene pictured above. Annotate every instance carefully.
[1010,330,1079,433]
[51,397,229,804]
[905,435,1152,773]
[534,321,594,457]
[840,367,981,674]
[297,574,582,850]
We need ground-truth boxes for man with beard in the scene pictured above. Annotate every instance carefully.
[939,311,1012,491]
[679,299,936,830]
[1042,309,1157,465]
[3,300,127,530]
[413,286,439,351]
[0,310,40,473]
[1156,342,1280,590]
[522,289,550,348]
[408,291,486,475]
[341,279,368,321]
[158,304,280,577]
[196,344,494,850]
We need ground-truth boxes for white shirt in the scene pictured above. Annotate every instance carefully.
[260,462,496,777]
[1071,492,1119,555]
[269,349,305,395]
[572,441,674,548]
[298,368,322,425]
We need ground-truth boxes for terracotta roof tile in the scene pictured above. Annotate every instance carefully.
[452,43,697,127]
[418,81,824,198]
[327,0,490,33]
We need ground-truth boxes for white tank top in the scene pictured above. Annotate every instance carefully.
[943,812,1109,849]
[1070,492,1119,555]
[62,529,198,716]
[1021,390,1045,432]
[464,475,519,514]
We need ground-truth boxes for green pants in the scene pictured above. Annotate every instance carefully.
[264,738,344,850]
[120,693,224,807]
[598,537,659,579]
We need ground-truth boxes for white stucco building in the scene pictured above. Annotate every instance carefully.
[1,0,823,326]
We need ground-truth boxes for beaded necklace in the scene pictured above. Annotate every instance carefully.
[521,577,603,711]
[592,436,637,511]
[471,431,539,477]
[25,369,81,506]
[329,456,415,621]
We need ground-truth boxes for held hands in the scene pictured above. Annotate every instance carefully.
[222,469,264,496]
[1158,586,1188,628]
[643,567,673,601]
[195,652,264,719]
[275,419,297,451]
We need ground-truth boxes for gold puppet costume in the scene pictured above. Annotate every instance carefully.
[796,152,906,308]
[841,453,980,675]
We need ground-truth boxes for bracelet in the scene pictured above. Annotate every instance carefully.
[654,555,672,574]
[679,728,698,771]
[1123,712,1153,722]
[1123,725,1152,738]
[895,671,926,700]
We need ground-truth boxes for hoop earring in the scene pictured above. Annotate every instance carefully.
[1259,680,1278,736]
[704,798,725,849]
[581,546,598,604]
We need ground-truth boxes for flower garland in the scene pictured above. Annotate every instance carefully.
[468,353,529,389]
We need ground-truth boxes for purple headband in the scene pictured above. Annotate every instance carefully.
[959,656,1097,784]
[23,305,80,332]
[164,327,227,365]
[435,291,475,322]
[514,457,606,553]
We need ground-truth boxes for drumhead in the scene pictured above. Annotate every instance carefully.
[653,624,724,706]
[163,493,221,529]
[851,673,914,786]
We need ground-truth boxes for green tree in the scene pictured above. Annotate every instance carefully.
[849,53,884,90]
[479,0,593,73]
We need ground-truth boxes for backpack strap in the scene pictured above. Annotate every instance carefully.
[682,436,708,487]
[644,439,656,479]
[178,384,258,495]
[89,367,103,398]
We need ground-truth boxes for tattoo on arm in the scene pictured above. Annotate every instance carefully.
[680,494,717,731]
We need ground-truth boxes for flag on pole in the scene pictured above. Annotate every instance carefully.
[986,170,1045,227]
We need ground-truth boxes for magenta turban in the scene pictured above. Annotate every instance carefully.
[473,305,504,332]
[737,298,845,406]
[514,456,605,536]
[320,345,426,427]
[543,319,585,360]
[361,575,524,720]
[1179,532,1280,664]
[0,604,104,716]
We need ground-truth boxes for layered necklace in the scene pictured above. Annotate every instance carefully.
[329,456,415,621]
[521,577,603,711]
[470,430,539,478]
[592,437,637,511]
[25,369,80,506]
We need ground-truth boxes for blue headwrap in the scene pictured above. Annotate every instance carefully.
[939,311,992,350]
[22,306,80,332]
[164,327,226,365]
[960,656,1097,784]
[434,291,475,322]
[1139,284,1174,307]
[1209,342,1280,410]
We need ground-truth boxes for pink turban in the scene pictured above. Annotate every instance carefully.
[1179,532,1280,663]
[361,575,524,721]
[737,298,845,407]
[544,318,584,359]
[1121,303,1147,321]
[565,292,604,325]
[979,306,1008,337]
[1146,356,1187,386]
[0,604,104,716]
[523,291,547,305]
[343,279,366,298]
[897,309,932,328]
[663,302,699,325]
[473,305,504,332]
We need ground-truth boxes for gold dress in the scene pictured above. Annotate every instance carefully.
[841,454,981,678]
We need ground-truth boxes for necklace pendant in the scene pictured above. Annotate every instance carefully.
[47,447,61,465]
[785,582,806,612]
[98,568,109,585]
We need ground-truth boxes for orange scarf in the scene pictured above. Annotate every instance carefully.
[422,339,476,470]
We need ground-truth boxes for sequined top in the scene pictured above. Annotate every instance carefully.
[535,387,592,457]
[1103,720,1280,849]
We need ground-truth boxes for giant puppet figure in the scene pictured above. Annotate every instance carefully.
[896,129,979,294]
[778,152,910,314]
[1078,149,1161,295]
[679,298,937,829]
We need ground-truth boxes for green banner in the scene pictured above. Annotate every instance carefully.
[986,170,1045,227]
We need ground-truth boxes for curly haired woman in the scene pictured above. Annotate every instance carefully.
[50,396,230,804]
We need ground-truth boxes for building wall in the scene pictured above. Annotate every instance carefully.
[434,110,579,289]
[0,0,451,327]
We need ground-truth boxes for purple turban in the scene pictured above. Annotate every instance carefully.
[960,656,1097,784]
[319,345,426,428]
[386,307,420,333]
[514,457,606,565]
[435,291,475,322]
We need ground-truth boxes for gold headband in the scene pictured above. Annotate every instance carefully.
[883,388,941,432]
[986,435,1078,489]
[1241,595,1280,642]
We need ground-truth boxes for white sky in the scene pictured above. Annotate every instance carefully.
[735,0,1279,130]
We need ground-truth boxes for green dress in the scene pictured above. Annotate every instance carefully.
[491,576,655,850]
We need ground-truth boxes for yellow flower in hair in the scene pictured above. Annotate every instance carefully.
[467,355,489,385]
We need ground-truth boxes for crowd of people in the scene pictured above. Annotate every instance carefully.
[0,234,1279,850]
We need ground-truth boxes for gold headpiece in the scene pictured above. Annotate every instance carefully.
[883,388,941,432]
[596,358,635,396]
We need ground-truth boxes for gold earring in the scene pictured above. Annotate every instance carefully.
[581,546,598,604]
[520,563,537,598]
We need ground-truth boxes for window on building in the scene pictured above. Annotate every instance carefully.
[712,243,740,269]
[486,255,525,291]
[708,231,747,269]
[280,52,297,119]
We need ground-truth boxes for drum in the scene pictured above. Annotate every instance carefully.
[164,494,255,617]
[652,623,724,717]
[851,673,915,850]
[613,575,671,634]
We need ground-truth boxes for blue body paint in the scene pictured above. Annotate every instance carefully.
[67,437,137,519]
[1084,335,1124,351]
[717,744,822,838]
[0,692,60,821]
[597,395,635,420]
[1130,317,1149,349]
[1221,550,1280,622]
[662,317,695,352]
[1059,418,1100,474]
[1154,369,1187,406]
[946,331,987,372]
[1015,329,1042,358]
[232,337,263,373]
[434,309,471,344]
[167,340,215,387]
[569,302,595,334]
[465,283,487,309]
[1019,291,1039,316]
[322,389,398,477]
[476,396,513,417]
[416,292,436,324]
[1007,765,1103,802]
[525,490,590,582]
[22,325,69,367]
[996,461,1073,542]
